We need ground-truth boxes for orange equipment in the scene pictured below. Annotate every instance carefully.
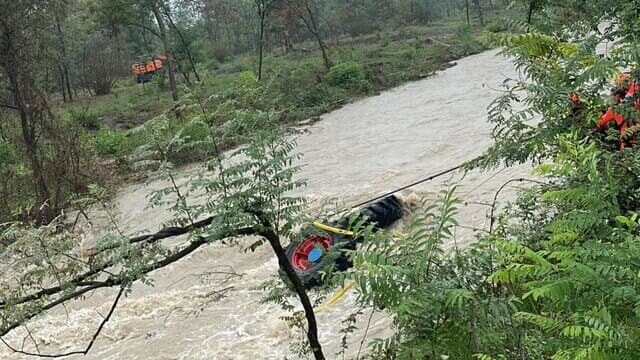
[131,55,167,83]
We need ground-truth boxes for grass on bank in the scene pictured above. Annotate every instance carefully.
[59,14,512,168]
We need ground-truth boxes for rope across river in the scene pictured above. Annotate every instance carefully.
[350,154,485,209]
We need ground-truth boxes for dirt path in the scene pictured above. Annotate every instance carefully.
[1,48,530,360]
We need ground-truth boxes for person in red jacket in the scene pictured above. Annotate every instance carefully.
[597,75,638,149]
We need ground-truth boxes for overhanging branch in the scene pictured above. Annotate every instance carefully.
[0,225,257,339]
[248,208,325,360]
[0,215,242,309]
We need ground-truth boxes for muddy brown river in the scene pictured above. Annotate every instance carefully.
[2,48,531,359]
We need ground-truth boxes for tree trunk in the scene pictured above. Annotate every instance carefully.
[149,0,179,101]
[175,57,193,87]
[473,0,484,26]
[163,7,201,82]
[58,65,67,103]
[465,0,470,25]
[55,13,73,102]
[316,35,332,70]
[6,70,53,224]
[284,30,293,54]
[64,63,73,101]
[257,3,266,81]
[253,213,325,360]
[1,19,54,224]
[293,2,332,70]
[527,3,534,24]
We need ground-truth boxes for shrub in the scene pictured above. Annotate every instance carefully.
[153,74,167,92]
[452,24,487,56]
[0,140,15,165]
[326,62,372,94]
[94,129,126,155]
[485,19,508,33]
[176,120,211,158]
[69,108,100,130]
[211,44,230,63]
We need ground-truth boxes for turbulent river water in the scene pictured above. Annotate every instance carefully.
[3,48,532,359]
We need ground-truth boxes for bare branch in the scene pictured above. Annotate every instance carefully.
[0,215,252,310]
[0,103,18,111]
[489,178,549,233]
[0,287,125,358]
[356,308,375,360]
[121,22,161,39]
[0,226,256,339]
[21,324,39,354]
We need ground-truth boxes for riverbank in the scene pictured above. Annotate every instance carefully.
[60,10,510,173]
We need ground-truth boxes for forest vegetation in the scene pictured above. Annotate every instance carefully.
[4,0,640,359]
[0,0,502,224]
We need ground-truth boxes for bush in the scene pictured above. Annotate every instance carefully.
[326,62,373,94]
[69,108,100,130]
[94,129,126,155]
[153,74,167,92]
[211,44,230,63]
[484,19,508,33]
[451,24,487,56]
[0,140,15,165]
[344,18,381,37]
[177,120,211,158]
[398,26,423,39]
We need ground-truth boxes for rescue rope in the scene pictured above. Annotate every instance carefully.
[314,282,355,314]
[295,282,355,322]
[312,221,354,236]
[351,155,485,209]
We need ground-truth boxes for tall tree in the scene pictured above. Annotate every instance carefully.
[466,0,471,25]
[284,0,333,70]
[513,0,548,24]
[78,33,130,96]
[272,1,298,53]
[0,1,56,224]
[53,4,73,102]
[0,0,89,224]
[149,0,179,101]
[473,0,484,25]
[255,0,276,81]
[162,5,201,83]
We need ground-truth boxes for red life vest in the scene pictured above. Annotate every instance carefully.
[598,107,629,149]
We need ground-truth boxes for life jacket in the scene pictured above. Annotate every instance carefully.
[598,107,625,130]
[598,107,630,150]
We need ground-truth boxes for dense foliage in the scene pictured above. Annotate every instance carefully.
[335,2,640,359]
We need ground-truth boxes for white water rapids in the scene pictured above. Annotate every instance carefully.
[2,48,533,359]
